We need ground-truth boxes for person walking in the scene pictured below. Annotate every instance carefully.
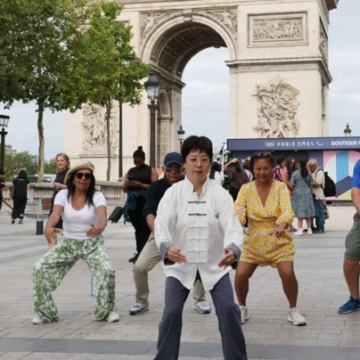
[224,159,249,201]
[11,169,30,224]
[208,161,223,186]
[290,160,316,236]
[153,136,247,360]
[129,152,211,316]
[49,153,70,232]
[234,152,306,326]
[32,162,119,324]
[338,159,360,314]
[123,146,158,263]
[0,170,8,215]
[307,159,325,233]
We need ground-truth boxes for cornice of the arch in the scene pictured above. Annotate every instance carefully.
[140,8,238,64]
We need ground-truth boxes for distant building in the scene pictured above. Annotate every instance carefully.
[5,145,17,156]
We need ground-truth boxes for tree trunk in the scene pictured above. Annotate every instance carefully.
[105,100,112,181]
[37,102,45,182]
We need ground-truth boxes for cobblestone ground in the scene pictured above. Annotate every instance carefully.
[0,206,359,360]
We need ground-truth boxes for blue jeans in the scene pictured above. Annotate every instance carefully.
[314,199,325,230]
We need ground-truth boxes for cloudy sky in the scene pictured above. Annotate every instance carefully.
[1,1,359,160]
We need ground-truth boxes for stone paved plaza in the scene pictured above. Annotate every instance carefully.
[0,205,359,360]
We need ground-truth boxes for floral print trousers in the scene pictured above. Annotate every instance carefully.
[32,236,117,322]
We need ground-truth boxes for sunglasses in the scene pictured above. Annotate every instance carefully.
[165,166,182,174]
[253,152,272,157]
[75,172,91,180]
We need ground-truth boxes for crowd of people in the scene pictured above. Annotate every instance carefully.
[1,135,360,360]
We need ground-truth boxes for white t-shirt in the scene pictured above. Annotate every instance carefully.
[54,189,107,240]
[209,171,223,185]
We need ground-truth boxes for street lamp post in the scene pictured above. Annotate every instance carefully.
[344,124,352,137]
[0,115,10,171]
[144,72,160,168]
[177,125,185,148]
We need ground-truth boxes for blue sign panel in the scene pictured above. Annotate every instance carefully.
[227,137,360,152]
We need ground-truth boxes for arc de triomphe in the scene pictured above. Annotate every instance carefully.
[65,0,339,180]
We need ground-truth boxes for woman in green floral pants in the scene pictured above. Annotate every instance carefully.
[32,162,119,324]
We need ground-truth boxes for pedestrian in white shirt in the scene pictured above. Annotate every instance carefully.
[32,162,119,325]
[154,136,248,360]
[208,161,224,185]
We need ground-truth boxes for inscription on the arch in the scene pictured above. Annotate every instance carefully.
[249,13,307,47]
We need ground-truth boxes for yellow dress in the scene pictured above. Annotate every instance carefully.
[234,181,295,267]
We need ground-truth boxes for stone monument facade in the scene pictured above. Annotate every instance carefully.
[65,0,339,180]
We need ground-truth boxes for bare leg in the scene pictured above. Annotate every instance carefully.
[235,262,258,306]
[277,261,298,308]
[306,218,312,229]
[297,218,303,230]
[344,259,360,299]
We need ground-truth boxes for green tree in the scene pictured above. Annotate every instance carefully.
[0,0,90,181]
[44,158,57,174]
[4,151,39,180]
[77,1,150,180]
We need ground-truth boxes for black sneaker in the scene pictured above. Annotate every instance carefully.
[11,219,15,224]
[314,227,325,234]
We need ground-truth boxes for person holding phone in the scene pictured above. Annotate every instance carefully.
[123,146,158,263]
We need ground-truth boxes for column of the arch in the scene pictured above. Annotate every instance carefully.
[228,64,239,138]
[170,85,183,153]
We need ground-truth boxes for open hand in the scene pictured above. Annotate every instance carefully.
[86,224,104,238]
[45,227,57,249]
[218,248,235,269]
[167,245,187,264]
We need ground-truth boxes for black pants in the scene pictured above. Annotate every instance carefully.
[128,196,151,255]
[154,274,248,360]
[12,196,27,219]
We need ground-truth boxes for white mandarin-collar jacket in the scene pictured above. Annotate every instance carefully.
[155,177,244,291]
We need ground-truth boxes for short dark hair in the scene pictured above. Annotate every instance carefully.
[276,156,286,166]
[251,152,275,169]
[18,170,28,179]
[181,136,213,162]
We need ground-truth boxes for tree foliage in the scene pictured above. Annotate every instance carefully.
[75,1,150,180]
[0,0,149,182]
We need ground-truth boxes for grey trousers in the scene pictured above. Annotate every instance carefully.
[154,274,248,360]
[133,239,206,305]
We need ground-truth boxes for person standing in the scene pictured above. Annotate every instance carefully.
[234,153,306,326]
[307,159,325,233]
[32,162,119,324]
[11,169,30,224]
[129,152,211,316]
[208,161,223,186]
[153,136,247,360]
[49,153,71,232]
[290,160,316,236]
[0,170,8,214]
[338,159,360,314]
[123,146,158,263]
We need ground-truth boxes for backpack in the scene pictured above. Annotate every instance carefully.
[316,169,336,197]
[273,167,282,181]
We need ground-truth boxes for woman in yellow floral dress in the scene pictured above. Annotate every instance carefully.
[234,153,306,326]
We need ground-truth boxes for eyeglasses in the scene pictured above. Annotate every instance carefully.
[187,157,210,166]
[75,172,91,180]
[165,166,182,174]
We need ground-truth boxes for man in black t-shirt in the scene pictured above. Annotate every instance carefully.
[129,152,211,316]
[0,170,8,214]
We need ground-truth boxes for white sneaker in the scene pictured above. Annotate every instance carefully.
[107,311,120,323]
[307,228,313,235]
[195,301,211,314]
[287,308,306,326]
[32,315,43,325]
[294,230,303,236]
[239,305,250,324]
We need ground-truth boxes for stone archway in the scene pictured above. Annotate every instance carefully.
[141,12,237,163]
[64,1,339,180]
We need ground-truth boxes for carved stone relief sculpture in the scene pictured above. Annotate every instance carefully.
[319,21,328,61]
[141,12,171,40]
[205,8,238,38]
[249,13,307,47]
[82,103,118,153]
[254,76,300,138]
